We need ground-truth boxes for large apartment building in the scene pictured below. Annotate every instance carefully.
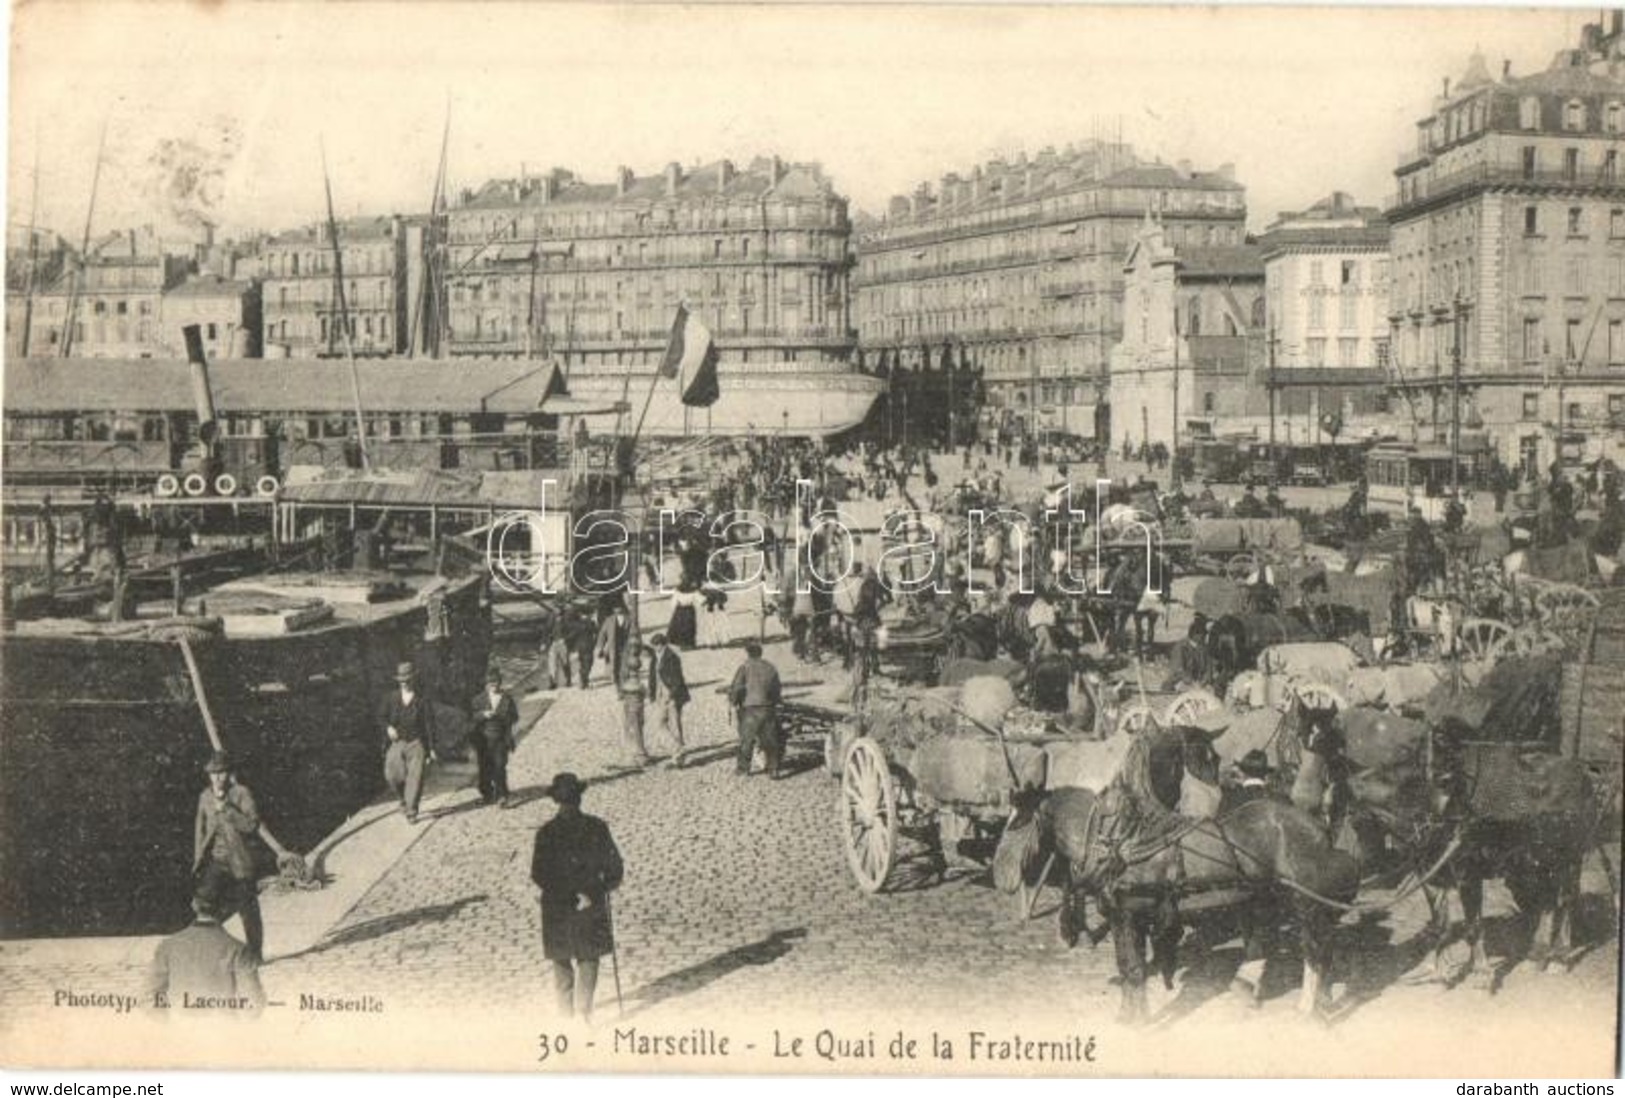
[1258,193,1395,439]
[257,215,428,359]
[853,141,1247,440]
[440,157,855,372]
[25,228,190,358]
[1388,19,1625,473]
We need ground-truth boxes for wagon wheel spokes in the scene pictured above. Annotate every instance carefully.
[1226,670,1263,710]
[1282,680,1347,713]
[1458,617,1514,664]
[839,737,898,894]
[1225,553,1257,582]
[1117,703,1159,737]
[1164,687,1222,726]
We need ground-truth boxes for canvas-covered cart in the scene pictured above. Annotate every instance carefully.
[826,677,1224,893]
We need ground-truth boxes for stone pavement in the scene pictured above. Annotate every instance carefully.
[1,592,1618,1074]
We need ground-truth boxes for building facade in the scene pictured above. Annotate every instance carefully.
[1388,23,1625,475]
[158,274,263,360]
[441,157,855,372]
[1108,218,1266,452]
[1259,193,1396,440]
[26,228,189,358]
[853,142,1247,439]
[257,215,417,359]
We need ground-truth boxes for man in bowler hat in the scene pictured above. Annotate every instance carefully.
[1220,749,1275,814]
[530,773,623,1022]
[381,661,437,823]
[471,666,519,808]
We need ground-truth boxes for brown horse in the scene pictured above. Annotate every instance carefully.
[996,726,1359,1023]
[1288,700,1601,988]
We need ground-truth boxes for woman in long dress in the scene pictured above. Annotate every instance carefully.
[667,582,701,650]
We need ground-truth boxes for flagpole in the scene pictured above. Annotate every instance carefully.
[635,303,686,445]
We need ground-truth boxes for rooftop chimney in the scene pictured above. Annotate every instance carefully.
[717,159,735,193]
[912,183,933,218]
[1503,58,1512,79]
[770,155,785,186]
[616,166,633,197]
[1443,76,1451,97]
[665,162,682,197]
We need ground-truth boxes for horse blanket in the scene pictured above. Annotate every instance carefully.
[1297,570,1397,635]
[1192,576,1249,620]
[1344,663,1445,709]
[1519,540,1593,584]
[1192,518,1303,556]
[1256,641,1364,685]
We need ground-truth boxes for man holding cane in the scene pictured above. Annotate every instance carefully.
[531,772,624,1022]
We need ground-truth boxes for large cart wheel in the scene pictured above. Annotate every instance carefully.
[1164,687,1222,726]
[1282,680,1347,713]
[1458,617,1513,663]
[1535,584,1600,630]
[1225,553,1258,582]
[840,737,898,893]
[1116,703,1159,736]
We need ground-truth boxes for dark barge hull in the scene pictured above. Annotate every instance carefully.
[0,574,490,938]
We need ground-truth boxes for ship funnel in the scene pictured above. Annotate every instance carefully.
[183,324,219,445]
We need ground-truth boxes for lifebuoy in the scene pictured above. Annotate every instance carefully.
[155,474,180,498]
[182,473,208,497]
[214,474,238,497]
[255,475,280,497]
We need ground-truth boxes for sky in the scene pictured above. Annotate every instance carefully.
[3,2,1599,244]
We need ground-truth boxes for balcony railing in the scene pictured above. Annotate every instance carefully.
[1389,163,1625,213]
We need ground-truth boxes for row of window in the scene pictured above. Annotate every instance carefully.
[1521,203,1625,237]
[1518,315,1625,363]
[262,245,396,280]
[453,198,836,242]
[1520,392,1625,420]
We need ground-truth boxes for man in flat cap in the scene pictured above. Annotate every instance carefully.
[530,773,624,1022]
[192,750,267,962]
[145,868,265,1017]
[381,660,437,824]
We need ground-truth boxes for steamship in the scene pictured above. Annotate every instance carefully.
[0,330,494,938]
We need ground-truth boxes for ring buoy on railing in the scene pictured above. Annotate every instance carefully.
[182,473,209,497]
[255,475,280,498]
[155,474,180,498]
[214,474,238,497]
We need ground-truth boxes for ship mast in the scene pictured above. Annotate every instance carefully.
[20,134,40,357]
[321,141,369,470]
[409,99,451,359]
[60,118,108,358]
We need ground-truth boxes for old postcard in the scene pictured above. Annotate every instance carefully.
[1,0,1620,1078]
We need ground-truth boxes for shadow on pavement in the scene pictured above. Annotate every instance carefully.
[274,893,490,963]
[622,928,810,1016]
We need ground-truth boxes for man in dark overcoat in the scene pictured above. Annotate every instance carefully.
[381,660,437,823]
[145,869,265,1016]
[530,773,624,1022]
[471,666,519,807]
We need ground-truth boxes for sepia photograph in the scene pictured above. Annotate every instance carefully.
[0,0,1621,1079]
